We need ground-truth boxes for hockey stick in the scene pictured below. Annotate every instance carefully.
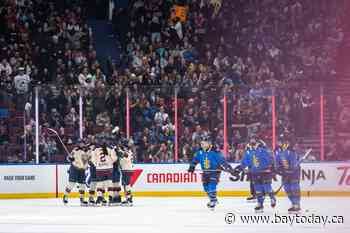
[46,127,71,157]
[273,148,312,195]
[194,169,224,172]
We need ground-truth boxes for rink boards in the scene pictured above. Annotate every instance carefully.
[0,163,349,199]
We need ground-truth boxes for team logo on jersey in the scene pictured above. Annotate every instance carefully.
[85,168,91,188]
[204,157,210,169]
[252,155,260,168]
[282,159,289,169]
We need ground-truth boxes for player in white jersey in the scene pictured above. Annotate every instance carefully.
[117,139,134,206]
[109,148,122,206]
[63,140,90,206]
[108,126,123,206]
[86,142,97,205]
[90,141,117,206]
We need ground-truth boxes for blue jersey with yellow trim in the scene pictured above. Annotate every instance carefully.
[275,149,300,176]
[241,147,273,173]
[191,148,227,171]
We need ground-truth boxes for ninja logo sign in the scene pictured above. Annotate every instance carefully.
[301,169,326,185]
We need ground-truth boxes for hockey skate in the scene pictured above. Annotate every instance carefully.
[270,197,276,208]
[288,205,301,214]
[102,198,108,206]
[113,196,122,206]
[254,204,264,213]
[108,196,114,206]
[121,196,133,207]
[62,195,68,205]
[88,197,95,206]
[206,200,218,211]
[95,196,105,206]
[80,198,88,207]
[246,195,256,203]
[109,196,121,206]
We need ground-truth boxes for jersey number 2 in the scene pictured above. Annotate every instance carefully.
[100,155,106,162]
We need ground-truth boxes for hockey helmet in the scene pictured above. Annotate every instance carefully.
[200,134,212,143]
[121,138,129,147]
[279,134,290,150]
[118,138,130,150]
[248,135,258,149]
[77,138,85,147]
[200,135,212,151]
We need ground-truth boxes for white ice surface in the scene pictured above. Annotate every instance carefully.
[0,197,349,233]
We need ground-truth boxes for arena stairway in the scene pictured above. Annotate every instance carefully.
[87,19,121,73]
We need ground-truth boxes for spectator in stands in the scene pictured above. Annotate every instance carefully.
[42,137,58,162]
[49,108,63,129]
[95,124,114,144]
[24,102,31,119]
[0,120,9,145]
[96,111,111,127]
[154,105,169,127]
[338,107,350,132]
[13,67,30,109]
[153,142,173,162]
[150,15,161,43]
[64,107,78,127]
[0,70,13,103]
[7,150,23,163]
[0,58,12,76]
[192,125,208,144]
[78,67,95,90]
[325,140,342,161]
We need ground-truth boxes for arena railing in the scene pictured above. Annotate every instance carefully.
[0,82,342,163]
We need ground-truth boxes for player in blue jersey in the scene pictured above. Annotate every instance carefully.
[233,137,276,213]
[275,137,301,213]
[188,136,235,210]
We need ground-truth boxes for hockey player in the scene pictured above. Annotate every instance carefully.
[188,136,235,210]
[108,127,123,206]
[84,141,97,205]
[118,138,134,206]
[258,139,276,207]
[109,147,122,206]
[90,140,118,206]
[63,140,90,206]
[233,137,276,213]
[275,137,301,214]
[245,143,257,202]
[246,176,256,202]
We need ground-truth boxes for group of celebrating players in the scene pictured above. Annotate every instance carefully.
[188,135,302,214]
[62,126,302,214]
[62,134,134,207]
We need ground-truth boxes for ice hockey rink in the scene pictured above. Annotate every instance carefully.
[0,197,349,233]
